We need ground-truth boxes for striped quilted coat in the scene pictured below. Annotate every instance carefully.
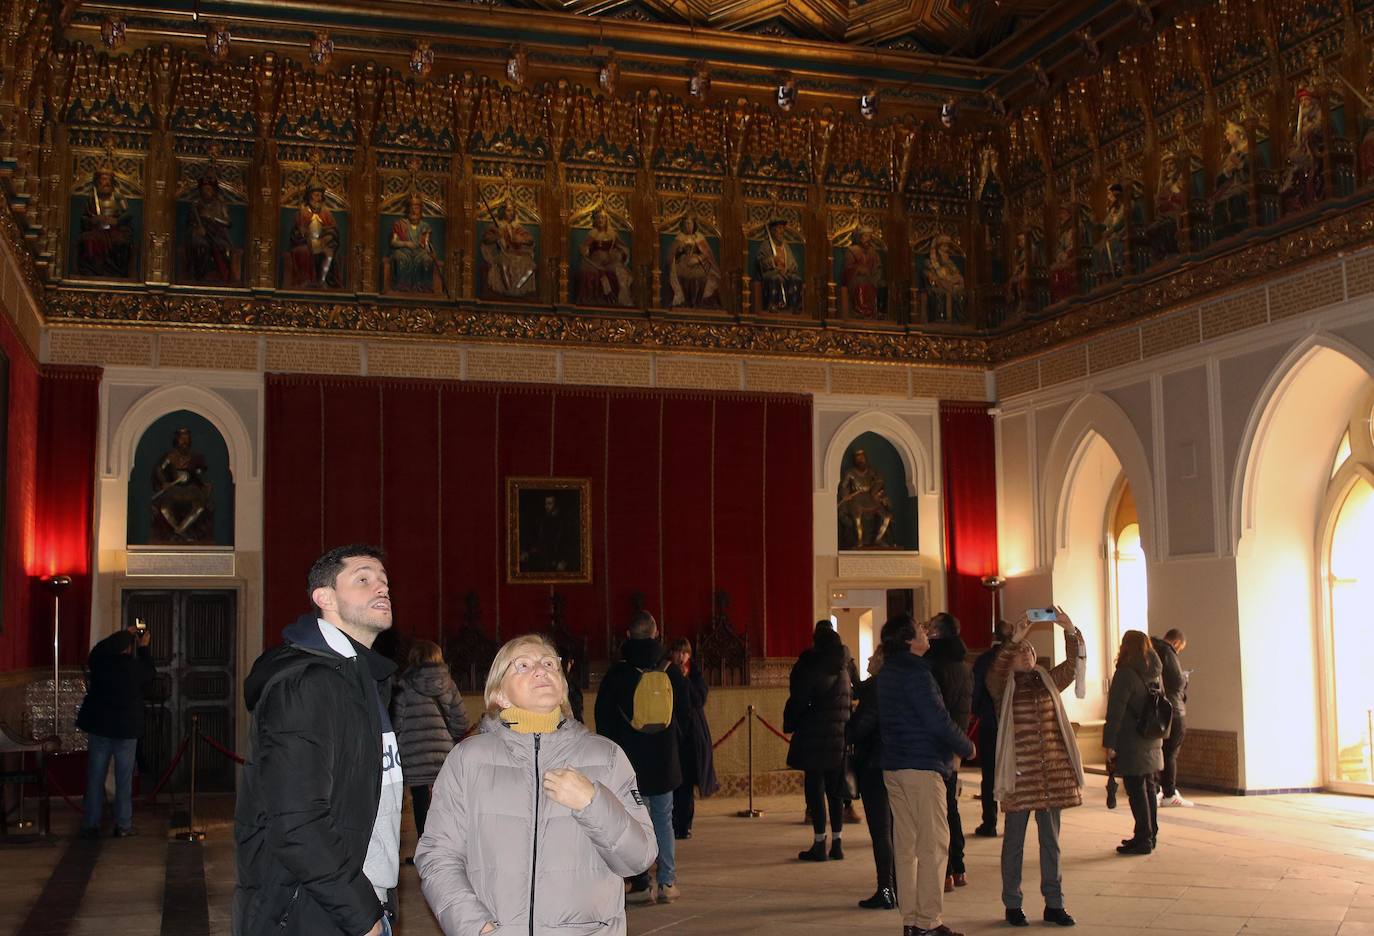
[987,632,1083,814]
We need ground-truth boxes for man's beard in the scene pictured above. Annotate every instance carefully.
[339,599,392,637]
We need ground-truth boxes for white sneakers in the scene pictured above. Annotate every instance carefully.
[1160,792,1194,807]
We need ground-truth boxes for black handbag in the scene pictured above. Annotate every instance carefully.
[1136,682,1174,740]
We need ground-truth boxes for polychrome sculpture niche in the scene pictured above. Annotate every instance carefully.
[1280,87,1325,214]
[478,199,539,300]
[1148,151,1188,262]
[1092,183,1128,283]
[176,168,245,285]
[127,410,235,548]
[1212,121,1253,240]
[70,166,140,280]
[382,191,444,295]
[662,214,722,310]
[914,233,965,323]
[279,175,347,290]
[751,218,804,314]
[1007,224,1045,317]
[571,207,633,307]
[836,431,916,551]
[835,225,886,319]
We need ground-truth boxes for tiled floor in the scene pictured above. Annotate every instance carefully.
[5,773,1374,935]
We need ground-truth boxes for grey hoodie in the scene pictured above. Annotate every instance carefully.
[415,714,656,936]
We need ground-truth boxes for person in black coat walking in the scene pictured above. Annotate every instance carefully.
[1151,629,1192,807]
[925,613,972,891]
[668,637,719,839]
[849,645,894,909]
[77,626,155,837]
[970,619,1011,837]
[786,620,853,861]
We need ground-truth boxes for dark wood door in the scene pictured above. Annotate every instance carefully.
[121,589,237,793]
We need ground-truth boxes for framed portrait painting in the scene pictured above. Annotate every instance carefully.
[507,477,592,584]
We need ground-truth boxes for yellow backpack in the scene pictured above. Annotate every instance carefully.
[626,667,674,734]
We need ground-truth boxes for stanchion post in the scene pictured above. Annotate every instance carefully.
[735,705,762,818]
[179,715,206,842]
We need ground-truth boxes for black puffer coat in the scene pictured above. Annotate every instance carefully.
[847,675,882,773]
[393,661,469,787]
[784,632,852,772]
[1150,636,1188,717]
[926,635,973,732]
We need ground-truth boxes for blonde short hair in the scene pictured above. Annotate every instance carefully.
[483,634,571,717]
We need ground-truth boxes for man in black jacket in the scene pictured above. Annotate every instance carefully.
[1151,629,1192,807]
[970,619,1011,837]
[77,626,155,837]
[925,613,972,891]
[595,610,691,905]
[234,545,402,936]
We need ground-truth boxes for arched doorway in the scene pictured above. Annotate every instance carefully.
[1321,391,1374,791]
[1109,481,1148,649]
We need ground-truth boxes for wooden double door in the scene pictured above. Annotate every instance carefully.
[121,589,237,793]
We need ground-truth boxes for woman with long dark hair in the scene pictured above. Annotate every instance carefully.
[1104,630,1165,855]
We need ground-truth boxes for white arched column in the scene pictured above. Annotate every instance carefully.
[1232,336,1374,790]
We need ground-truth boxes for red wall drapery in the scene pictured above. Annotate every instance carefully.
[264,376,814,660]
[32,366,102,666]
[0,313,38,672]
[940,400,999,649]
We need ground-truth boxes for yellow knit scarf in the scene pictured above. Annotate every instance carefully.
[500,706,563,734]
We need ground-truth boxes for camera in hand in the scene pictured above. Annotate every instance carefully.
[1024,608,1057,623]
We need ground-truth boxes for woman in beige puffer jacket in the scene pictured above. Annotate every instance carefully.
[416,635,657,936]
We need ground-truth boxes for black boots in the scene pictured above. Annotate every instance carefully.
[1043,908,1076,927]
[1005,909,1029,927]
[829,838,844,860]
[858,887,895,910]
[797,841,827,861]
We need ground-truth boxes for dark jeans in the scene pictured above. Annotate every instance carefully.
[1160,715,1187,797]
[805,768,845,835]
[944,770,966,874]
[859,767,894,890]
[410,784,433,838]
[673,781,695,835]
[978,717,998,829]
[1122,774,1158,846]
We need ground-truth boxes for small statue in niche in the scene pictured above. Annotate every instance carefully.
[668,214,720,309]
[185,169,237,283]
[481,199,538,298]
[387,192,442,294]
[842,226,884,319]
[1212,120,1252,239]
[76,168,135,278]
[1092,183,1127,281]
[924,234,965,322]
[283,177,341,288]
[1150,151,1187,261]
[150,427,214,544]
[1280,87,1325,213]
[838,448,893,549]
[1049,202,1079,303]
[756,219,803,313]
[576,208,633,306]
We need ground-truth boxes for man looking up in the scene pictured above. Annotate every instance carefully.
[233,545,403,936]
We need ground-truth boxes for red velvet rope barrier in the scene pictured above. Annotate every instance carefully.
[141,733,192,802]
[41,769,84,814]
[198,732,246,765]
[753,714,791,744]
[710,714,748,750]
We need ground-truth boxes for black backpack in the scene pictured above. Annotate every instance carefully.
[1136,680,1174,740]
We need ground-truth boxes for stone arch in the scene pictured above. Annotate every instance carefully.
[1039,392,1157,565]
[108,384,255,487]
[1231,336,1374,790]
[822,409,933,498]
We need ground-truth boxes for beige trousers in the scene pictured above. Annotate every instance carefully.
[885,769,951,929]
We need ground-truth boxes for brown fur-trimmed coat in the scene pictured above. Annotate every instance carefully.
[988,632,1083,814]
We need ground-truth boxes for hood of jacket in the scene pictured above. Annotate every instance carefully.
[926,635,968,664]
[619,637,664,670]
[243,613,397,712]
[403,660,453,697]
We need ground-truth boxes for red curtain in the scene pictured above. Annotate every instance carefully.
[0,313,39,672]
[263,375,813,661]
[940,400,998,649]
[31,366,101,666]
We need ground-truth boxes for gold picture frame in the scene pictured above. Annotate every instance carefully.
[506,477,593,584]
